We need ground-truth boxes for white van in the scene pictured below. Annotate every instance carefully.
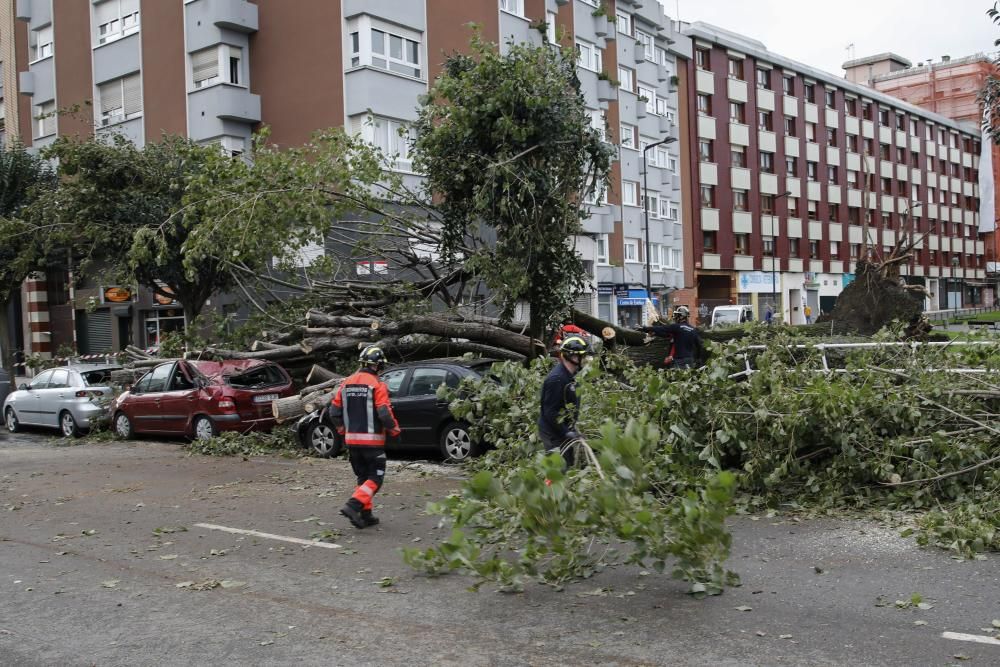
[710,305,754,328]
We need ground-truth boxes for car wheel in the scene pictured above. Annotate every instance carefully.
[307,421,341,458]
[5,407,21,434]
[193,415,217,441]
[113,412,133,439]
[439,422,481,462]
[59,411,79,438]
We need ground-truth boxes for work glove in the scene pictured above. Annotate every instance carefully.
[565,430,581,442]
[388,428,401,438]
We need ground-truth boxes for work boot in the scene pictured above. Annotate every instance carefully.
[361,510,380,526]
[340,503,367,529]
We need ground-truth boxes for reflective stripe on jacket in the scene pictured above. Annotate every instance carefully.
[329,369,400,447]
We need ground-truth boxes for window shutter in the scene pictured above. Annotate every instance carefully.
[192,48,218,84]
[98,79,123,114]
[122,74,141,115]
[94,0,117,26]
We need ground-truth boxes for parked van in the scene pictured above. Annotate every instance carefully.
[711,305,754,328]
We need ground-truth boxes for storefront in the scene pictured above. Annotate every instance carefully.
[143,310,186,347]
[616,288,659,328]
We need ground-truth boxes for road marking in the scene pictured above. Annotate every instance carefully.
[941,631,1000,646]
[194,523,342,550]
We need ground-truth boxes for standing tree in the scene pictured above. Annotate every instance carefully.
[0,143,56,388]
[30,136,240,325]
[412,35,613,353]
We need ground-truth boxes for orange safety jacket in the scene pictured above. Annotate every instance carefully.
[329,368,400,447]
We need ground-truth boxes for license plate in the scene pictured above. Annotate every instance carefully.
[253,393,279,403]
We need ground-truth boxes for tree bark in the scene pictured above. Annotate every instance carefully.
[306,364,340,384]
[572,309,646,346]
[0,300,16,392]
[200,345,305,361]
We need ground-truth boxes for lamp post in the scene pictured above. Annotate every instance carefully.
[766,190,792,322]
[951,255,961,311]
[643,136,678,310]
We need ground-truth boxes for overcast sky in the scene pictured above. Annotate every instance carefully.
[669,0,998,77]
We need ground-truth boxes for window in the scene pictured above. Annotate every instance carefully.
[845,98,857,116]
[804,83,815,103]
[622,180,638,206]
[910,119,919,137]
[635,30,654,61]
[697,93,712,115]
[847,170,859,188]
[145,363,174,394]
[616,11,632,36]
[828,203,840,220]
[759,151,775,173]
[756,67,771,89]
[695,48,710,70]
[94,0,139,45]
[862,101,873,120]
[499,0,524,16]
[664,200,679,220]
[618,65,634,92]
[731,146,747,168]
[729,102,745,123]
[31,25,53,61]
[825,128,838,147]
[895,146,906,162]
[785,156,797,174]
[698,139,713,162]
[97,73,142,126]
[727,58,744,80]
[349,18,422,78]
[35,101,55,138]
[846,134,858,152]
[546,11,557,42]
[807,200,819,220]
[700,185,716,208]
[597,234,609,264]
[576,40,602,72]
[655,97,670,117]
[827,165,838,184]
[810,240,821,259]
[787,196,799,216]
[830,240,839,256]
[758,110,773,131]
[624,238,639,262]
[656,46,670,68]
[649,243,661,269]
[807,161,818,181]
[805,122,816,142]
[762,236,774,256]
[879,143,890,160]
[589,109,606,142]
[638,85,656,114]
[851,243,861,258]
[620,123,636,149]
[878,108,889,125]
[881,212,892,228]
[408,368,453,397]
[848,207,860,225]
[782,75,794,95]
[358,115,416,171]
[825,89,835,109]
[863,138,874,156]
[761,194,775,214]
[644,192,660,218]
[895,114,906,132]
[880,177,892,192]
[783,115,797,136]
[734,190,749,211]
[703,231,718,252]
[192,45,243,89]
[735,233,750,254]
[788,240,800,258]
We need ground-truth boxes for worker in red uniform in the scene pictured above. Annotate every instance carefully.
[329,346,400,529]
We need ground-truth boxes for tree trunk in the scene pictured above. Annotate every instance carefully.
[306,364,339,384]
[0,299,15,392]
[572,309,646,346]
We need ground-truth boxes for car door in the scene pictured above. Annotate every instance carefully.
[157,362,200,433]
[128,362,174,433]
[389,366,451,447]
[42,369,72,427]
[18,370,53,425]
[377,369,409,447]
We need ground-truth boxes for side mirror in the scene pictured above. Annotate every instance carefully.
[18,383,28,391]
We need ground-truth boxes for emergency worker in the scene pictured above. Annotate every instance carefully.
[639,306,704,369]
[329,346,400,528]
[538,335,590,466]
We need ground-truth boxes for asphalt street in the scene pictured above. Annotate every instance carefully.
[1,429,998,666]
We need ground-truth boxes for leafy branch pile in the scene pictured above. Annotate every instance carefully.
[406,331,1000,593]
[187,428,300,458]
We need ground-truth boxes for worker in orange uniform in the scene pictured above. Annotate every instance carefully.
[329,346,400,529]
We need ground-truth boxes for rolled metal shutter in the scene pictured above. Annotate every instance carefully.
[80,310,113,354]
[574,293,593,315]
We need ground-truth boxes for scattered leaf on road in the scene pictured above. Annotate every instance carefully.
[916,602,933,610]
[153,526,187,535]
[220,580,246,589]
[81,529,97,536]
[101,580,119,588]
[159,554,178,560]
[735,606,753,612]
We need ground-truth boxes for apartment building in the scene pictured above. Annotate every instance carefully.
[681,23,987,323]
[845,52,1000,287]
[2,0,688,360]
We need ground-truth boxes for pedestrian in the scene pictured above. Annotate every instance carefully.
[765,304,774,325]
[638,305,705,369]
[329,345,401,529]
[538,335,590,467]
[804,304,812,324]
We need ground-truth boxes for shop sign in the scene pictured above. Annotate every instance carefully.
[613,283,630,298]
[154,282,179,306]
[737,271,777,293]
[103,286,132,303]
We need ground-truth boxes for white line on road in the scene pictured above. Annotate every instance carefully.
[941,631,1000,646]
[194,523,342,550]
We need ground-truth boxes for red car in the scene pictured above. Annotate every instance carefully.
[111,359,295,440]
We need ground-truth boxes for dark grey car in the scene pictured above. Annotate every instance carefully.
[3,364,121,437]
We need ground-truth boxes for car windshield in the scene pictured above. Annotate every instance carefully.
[226,365,286,389]
[81,369,115,386]
[714,311,740,323]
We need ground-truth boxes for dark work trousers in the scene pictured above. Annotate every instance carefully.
[346,447,387,511]
[542,434,576,468]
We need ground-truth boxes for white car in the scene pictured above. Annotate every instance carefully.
[711,305,754,328]
[3,364,121,438]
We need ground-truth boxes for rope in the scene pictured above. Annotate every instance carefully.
[560,437,606,480]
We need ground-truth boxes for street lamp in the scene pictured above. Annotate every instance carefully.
[766,190,792,322]
[643,136,678,309]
